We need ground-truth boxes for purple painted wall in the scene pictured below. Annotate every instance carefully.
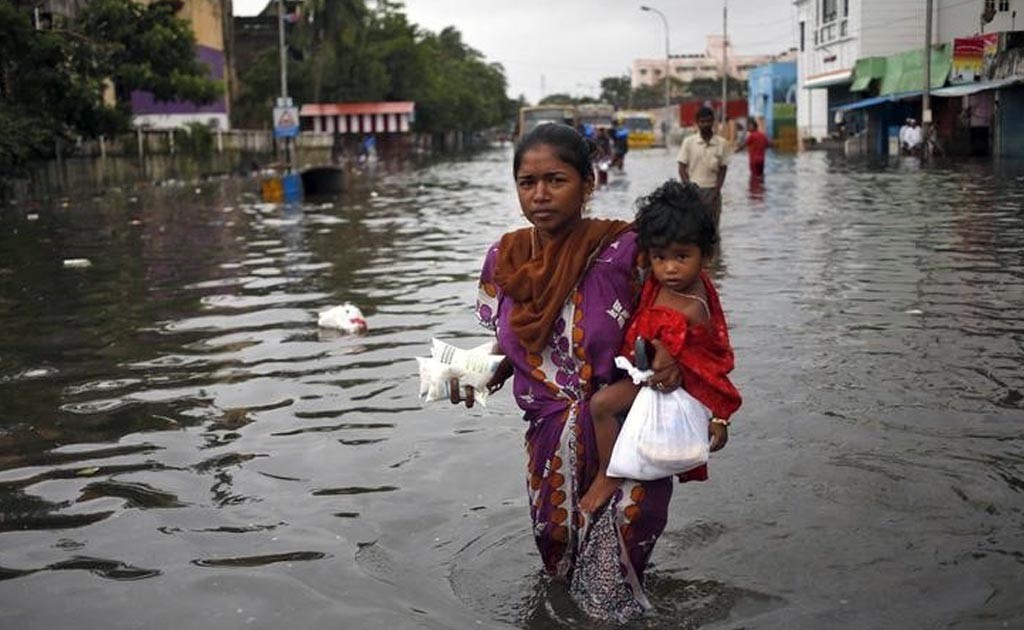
[131,45,227,115]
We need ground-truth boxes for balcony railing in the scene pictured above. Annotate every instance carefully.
[816,18,849,46]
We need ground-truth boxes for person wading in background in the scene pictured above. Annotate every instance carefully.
[677,106,730,228]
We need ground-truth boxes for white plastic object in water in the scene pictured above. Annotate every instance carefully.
[317,303,368,334]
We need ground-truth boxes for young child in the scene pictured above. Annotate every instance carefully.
[579,180,742,514]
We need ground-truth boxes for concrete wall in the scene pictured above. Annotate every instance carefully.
[937,0,1022,41]
[858,0,924,57]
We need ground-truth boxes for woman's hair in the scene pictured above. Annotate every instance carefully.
[513,123,596,182]
[635,180,718,257]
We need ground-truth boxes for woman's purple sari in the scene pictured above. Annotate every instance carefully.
[476,229,673,621]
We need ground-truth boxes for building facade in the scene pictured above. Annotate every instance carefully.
[794,0,923,142]
[795,0,1020,143]
[748,61,799,148]
[631,36,780,90]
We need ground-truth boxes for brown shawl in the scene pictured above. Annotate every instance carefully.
[493,218,632,353]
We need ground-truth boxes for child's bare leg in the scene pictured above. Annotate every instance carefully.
[580,379,639,514]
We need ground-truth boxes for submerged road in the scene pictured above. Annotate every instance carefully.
[0,147,1022,629]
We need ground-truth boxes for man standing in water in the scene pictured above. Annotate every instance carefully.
[677,106,730,227]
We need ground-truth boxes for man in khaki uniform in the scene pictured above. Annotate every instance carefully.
[677,106,730,227]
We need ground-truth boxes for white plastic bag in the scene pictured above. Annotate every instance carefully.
[416,357,455,403]
[416,339,504,406]
[606,357,711,480]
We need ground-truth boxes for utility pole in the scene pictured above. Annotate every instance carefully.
[277,0,292,171]
[922,0,933,159]
[641,6,671,146]
[721,0,728,127]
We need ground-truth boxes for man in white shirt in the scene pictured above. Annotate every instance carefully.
[898,118,911,154]
[904,118,922,155]
[677,106,730,227]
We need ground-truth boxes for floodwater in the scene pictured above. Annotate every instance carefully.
[1,148,1022,630]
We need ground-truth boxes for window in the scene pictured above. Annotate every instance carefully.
[815,0,848,47]
[998,0,1009,10]
[800,20,805,51]
[821,0,837,24]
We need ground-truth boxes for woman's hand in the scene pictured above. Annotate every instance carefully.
[449,358,513,409]
[487,358,513,394]
[648,339,681,393]
[709,421,728,452]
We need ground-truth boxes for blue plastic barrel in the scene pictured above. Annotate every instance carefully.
[282,173,303,202]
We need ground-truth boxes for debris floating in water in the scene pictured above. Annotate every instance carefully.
[904,309,924,315]
[317,303,368,334]
[63,258,92,269]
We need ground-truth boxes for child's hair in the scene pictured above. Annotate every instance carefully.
[635,180,718,258]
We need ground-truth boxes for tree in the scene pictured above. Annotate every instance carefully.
[235,1,514,137]
[75,0,220,107]
[599,76,631,109]
[0,0,219,178]
[539,93,576,105]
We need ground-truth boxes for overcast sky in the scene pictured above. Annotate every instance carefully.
[233,0,797,104]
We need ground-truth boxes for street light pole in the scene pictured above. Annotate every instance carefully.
[923,0,933,158]
[277,0,292,171]
[641,6,671,146]
[721,0,728,126]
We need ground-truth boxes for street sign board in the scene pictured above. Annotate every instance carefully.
[273,106,300,138]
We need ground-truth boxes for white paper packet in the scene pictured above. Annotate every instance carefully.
[416,338,505,406]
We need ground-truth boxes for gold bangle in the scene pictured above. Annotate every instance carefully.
[711,417,730,427]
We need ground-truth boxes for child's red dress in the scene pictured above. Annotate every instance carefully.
[621,270,742,481]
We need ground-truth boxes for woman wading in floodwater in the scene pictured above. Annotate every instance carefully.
[451,123,688,621]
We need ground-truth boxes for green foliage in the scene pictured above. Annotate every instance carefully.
[539,93,577,105]
[75,0,220,104]
[595,73,749,110]
[1,1,109,173]
[233,50,278,130]
[178,122,215,157]
[600,76,632,109]
[0,0,220,177]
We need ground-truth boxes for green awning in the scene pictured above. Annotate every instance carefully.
[850,57,886,92]
[878,44,952,96]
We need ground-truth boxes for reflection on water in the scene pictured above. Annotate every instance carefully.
[1,150,1022,629]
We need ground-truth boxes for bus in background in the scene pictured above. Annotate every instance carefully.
[576,103,615,135]
[615,110,656,149]
[516,105,577,141]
